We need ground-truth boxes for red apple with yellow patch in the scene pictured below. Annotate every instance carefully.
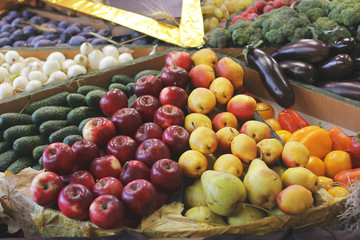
[212,112,238,132]
[227,94,257,123]
[216,57,244,90]
[188,64,215,88]
[239,120,271,143]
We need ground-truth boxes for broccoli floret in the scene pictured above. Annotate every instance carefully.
[328,0,360,26]
[230,20,262,46]
[312,17,352,43]
[207,28,231,48]
[296,0,328,22]
[256,7,312,45]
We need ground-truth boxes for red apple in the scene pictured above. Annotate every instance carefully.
[134,75,163,98]
[153,104,185,130]
[119,160,151,185]
[106,135,137,166]
[162,125,190,153]
[60,170,95,190]
[135,138,171,167]
[150,158,183,192]
[99,88,128,117]
[164,51,192,72]
[159,86,188,109]
[160,65,190,89]
[134,122,163,144]
[90,155,122,180]
[111,108,142,136]
[92,176,123,199]
[121,179,157,216]
[82,117,116,147]
[42,143,76,175]
[132,95,160,122]
[89,195,125,229]
[58,183,93,220]
[154,187,170,210]
[29,171,64,207]
[71,139,100,170]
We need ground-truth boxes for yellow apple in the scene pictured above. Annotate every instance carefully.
[188,87,216,114]
[282,141,310,168]
[184,113,212,133]
[231,133,258,164]
[212,111,238,132]
[214,154,243,177]
[240,120,271,143]
[178,150,208,178]
[216,57,244,90]
[189,64,215,88]
[209,77,234,105]
[189,126,218,155]
[216,127,239,153]
[257,138,284,166]
[191,48,218,69]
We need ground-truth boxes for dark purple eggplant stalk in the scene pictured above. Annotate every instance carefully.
[317,54,353,81]
[278,60,318,85]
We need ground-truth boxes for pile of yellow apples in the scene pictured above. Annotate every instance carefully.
[178,48,324,225]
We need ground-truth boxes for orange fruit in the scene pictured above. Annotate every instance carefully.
[256,102,275,120]
[265,118,282,132]
[328,186,350,198]
[323,150,352,179]
[275,130,292,144]
[318,176,334,190]
[305,156,325,176]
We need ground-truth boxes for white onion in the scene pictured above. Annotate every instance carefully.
[28,61,44,71]
[13,76,29,91]
[102,45,119,59]
[118,53,134,64]
[22,57,40,65]
[80,42,93,55]
[0,67,10,83]
[68,64,87,77]
[88,49,104,70]
[46,71,68,84]
[25,80,42,91]
[1,63,10,71]
[73,54,88,67]
[61,59,77,72]
[0,53,5,65]
[47,52,66,64]
[10,62,25,75]
[28,71,48,84]
[42,60,61,77]
[20,66,32,78]
[0,82,14,99]
[5,50,20,64]
[98,56,118,70]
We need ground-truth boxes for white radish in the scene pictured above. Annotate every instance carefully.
[88,49,104,70]
[0,82,14,99]
[102,45,119,59]
[68,64,87,77]
[73,54,88,67]
[98,56,118,70]
[61,59,77,72]
[42,60,61,77]
[80,42,93,55]
[13,76,29,91]
[118,53,134,64]
[25,80,42,91]
[46,71,68,84]
[28,71,48,84]
[5,50,20,64]
[10,62,24,75]
[0,67,10,83]
[47,52,66,64]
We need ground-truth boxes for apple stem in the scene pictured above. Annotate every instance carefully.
[191,122,196,129]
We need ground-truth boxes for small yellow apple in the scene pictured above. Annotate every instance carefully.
[216,57,244,90]
[240,120,271,143]
[184,113,212,133]
[212,111,238,132]
[216,127,239,153]
[209,77,234,105]
[257,138,284,166]
[188,87,216,114]
[178,150,208,178]
[282,141,310,168]
[189,126,218,155]
[231,133,258,164]
[191,48,218,69]
[214,154,243,177]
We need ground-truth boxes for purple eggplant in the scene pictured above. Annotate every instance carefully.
[328,37,358,56]
[278,60,318,84]
[271,39,330,63]
[245,48,295,108]
[318,54,353,81]
[353,58,360,71]
[315,81,360,101]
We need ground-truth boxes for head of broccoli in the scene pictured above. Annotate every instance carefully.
[312,17,352,43]
[230,20,262,46]
[207,27,231,48]
[328,0,360,26]
[296,0,329,23]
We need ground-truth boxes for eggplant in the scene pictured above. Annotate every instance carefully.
[318,54,353,81]
[278,60,318,84]
[315,81,360,101]
[245,48,295,108]
[353,57,360,71]
[271,39,330,63]
[328,37,358,56]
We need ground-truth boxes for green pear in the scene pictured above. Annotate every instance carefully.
[201,170,247,216]
[184,206,227,225]
[227,205,267,225]
[281,167,319,193]
[243,159,283,209]
[184,179,208,208]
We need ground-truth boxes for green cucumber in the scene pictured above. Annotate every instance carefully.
[13,135,49,157]
[32,163,44,171]
[63,135,83,146]
[66,93,87,108]
[77,85,106,96]
[32,106,72,125]
[108,83,126,92]
[49,125,79,143]
[85,89,106,109]
[0,113,32,130]
[32,144,49,162]
[24,91,70,114]
[0,141,11,154]
[0,150,19,172]
[6,156,36,174]
[111,74,134,85]
[39,120,68,136]
[134,70,160,82]
[67,106,102,126]
[78,117,93,133]
[3,124,39,143]
[125,83,135,98]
